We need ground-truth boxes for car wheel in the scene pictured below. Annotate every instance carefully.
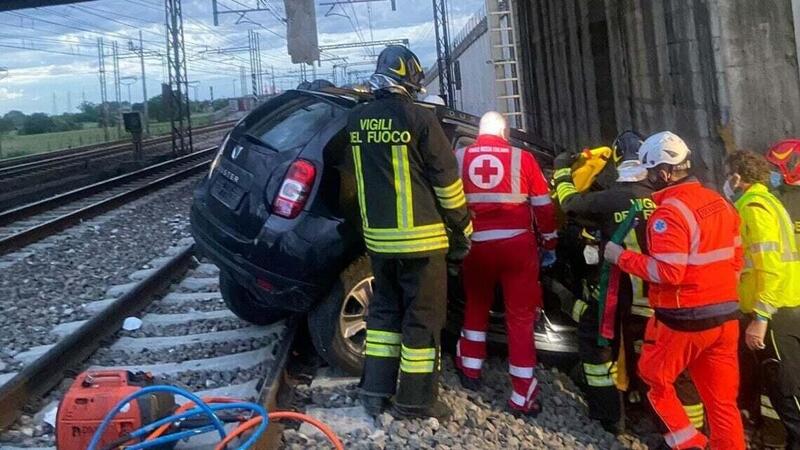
[219,271,287,325]
[308,256,372,375]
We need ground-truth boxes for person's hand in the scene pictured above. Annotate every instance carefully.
[554,152,577,171]
[446,233,471,264]
[745,318,768,350]
[540,250,556,268]
[604,242,624,264]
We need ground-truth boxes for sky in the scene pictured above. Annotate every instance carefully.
[0,0,485,115]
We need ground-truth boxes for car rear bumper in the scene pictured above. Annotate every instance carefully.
[191,204,322,312]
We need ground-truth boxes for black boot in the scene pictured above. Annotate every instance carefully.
[457,370,482,391]
[391,400,452,421]
[360,393,390,416]
[507,398,543,418]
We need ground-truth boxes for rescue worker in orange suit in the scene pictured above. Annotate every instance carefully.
[725,150,800,449]
[604,131,745,450]
[767,139,800,244]
[349,46,472,420]
[453,111,557,416]
[551,131,705,434]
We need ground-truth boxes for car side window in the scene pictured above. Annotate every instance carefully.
[247,97,338,152]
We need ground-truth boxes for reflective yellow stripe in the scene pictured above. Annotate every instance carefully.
[556,182,578,203]
[392,145,414,228]
[400,359,435,373]
[583,362,615,387]
[463,221,473,237]
[761,395,781,419]
[554,168,571,179]
[683,403,704,415]
[437,191,466,209]
[433,179,464,198]
[631,305,654,317]
[364,223,447,240]
[366,329,402,344]
[571,300,587,322]
[583,362,613,375]
[352,145,369,228]
[365,342,400,358]
[365,236,450,253]
[401,345,436,360]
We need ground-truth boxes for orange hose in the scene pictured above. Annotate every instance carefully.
[213,411,344,450]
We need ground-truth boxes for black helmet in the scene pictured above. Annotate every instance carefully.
[612,130,645,165]
[374,45,425,93]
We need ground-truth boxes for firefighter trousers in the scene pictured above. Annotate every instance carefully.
[360,255,446,409]
[456,232,541,410]
[740,308,800,450]
[639,317,744,450]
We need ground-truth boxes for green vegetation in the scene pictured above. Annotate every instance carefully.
[0,113,214,159]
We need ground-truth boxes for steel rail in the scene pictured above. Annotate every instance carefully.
[0,153,212,254]
[0,245,195,430]
[0,147,214,228]
[0,121,232,177]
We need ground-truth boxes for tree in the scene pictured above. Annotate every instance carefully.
[20,113,56,135]
[0,116,15,158]
[3,110,26,128]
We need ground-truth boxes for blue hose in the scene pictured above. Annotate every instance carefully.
[86,385,268,450]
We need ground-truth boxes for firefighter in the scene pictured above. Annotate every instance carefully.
[725,150,800,449]
[348,46,472,420]
[453,111,557,416]
[766,139,800,243]
[551,131,703,433]
[604,131,745,450]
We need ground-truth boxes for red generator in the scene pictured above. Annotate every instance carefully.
[56,370,175,450]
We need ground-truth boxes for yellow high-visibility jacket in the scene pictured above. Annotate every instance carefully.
[735,183,800,318]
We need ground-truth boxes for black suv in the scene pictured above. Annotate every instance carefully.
[191,88,577,374]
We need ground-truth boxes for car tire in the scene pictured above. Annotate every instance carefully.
[219,271,287,325]
[308,256,372,376]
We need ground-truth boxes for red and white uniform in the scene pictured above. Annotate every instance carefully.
[454,133,557,411]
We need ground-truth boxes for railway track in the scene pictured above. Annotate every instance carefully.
[0,148,215,255]
[0,244,296,449]
[0,121,234,211]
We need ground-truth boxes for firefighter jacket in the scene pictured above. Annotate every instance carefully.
[347,94,472,257]
[553,170,657,318]
[734,183,800,318]
[776,184,800,242]
[617,178,744,330]
[455,134,557,248]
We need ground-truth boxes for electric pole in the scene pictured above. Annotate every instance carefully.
[112,41,123,137]
[139,31,150,135]
[432,0,455,105]
[97,37,110,142]
[52,92,57,115]
[165,0,192,155]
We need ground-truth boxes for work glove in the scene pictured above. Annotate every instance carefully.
[446,233,471,277]
[603,242,624,265]
[745,316,768,350]
[540,249,556,268]
[553,151,577,171]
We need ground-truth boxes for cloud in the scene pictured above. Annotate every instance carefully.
[0,87,25,101]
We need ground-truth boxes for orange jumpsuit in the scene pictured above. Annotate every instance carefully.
[616,178,745,450]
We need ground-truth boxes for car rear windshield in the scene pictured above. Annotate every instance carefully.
[244,95,339,152]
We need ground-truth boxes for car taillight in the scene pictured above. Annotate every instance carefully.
[272,159,316,219]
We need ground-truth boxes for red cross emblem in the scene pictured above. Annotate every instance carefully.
[468,155,504,189]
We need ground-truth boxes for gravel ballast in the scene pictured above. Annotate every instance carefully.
[283,357,664,450]
[0,176,201,374]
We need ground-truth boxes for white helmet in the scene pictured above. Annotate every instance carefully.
[638,131,692,169]
[423,94,445,106]
[479,111,507,138]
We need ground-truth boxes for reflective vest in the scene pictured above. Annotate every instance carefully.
[347,95,472,257]
[735,183,800,318]
[456,134,557,247]
[618,179,743,313]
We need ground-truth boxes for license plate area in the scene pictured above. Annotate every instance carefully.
[211,177,245,210]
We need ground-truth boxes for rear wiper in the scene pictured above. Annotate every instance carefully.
[243,133,279,152]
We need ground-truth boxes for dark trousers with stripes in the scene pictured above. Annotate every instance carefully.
[360,255,446,409]
[741,309,800,449]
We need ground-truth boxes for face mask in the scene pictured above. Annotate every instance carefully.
[648,171,669,190]
[770,171,784,188]
[722,178,741,202]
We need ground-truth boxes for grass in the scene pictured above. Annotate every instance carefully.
[0,113,214,160]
